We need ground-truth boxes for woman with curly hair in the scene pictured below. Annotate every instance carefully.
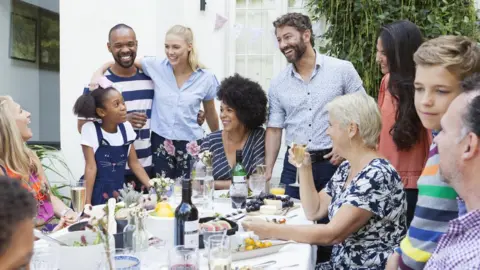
[200,74,267,189]
[376,20,431,226]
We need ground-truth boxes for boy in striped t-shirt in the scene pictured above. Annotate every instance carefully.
[386,36,480,269]
[78,24,154,190]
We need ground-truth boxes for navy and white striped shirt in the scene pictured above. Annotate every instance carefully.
[81,68,154,174]
[200,128,265,180]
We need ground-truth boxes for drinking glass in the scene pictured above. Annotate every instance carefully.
[208,235,231,270]
[202,228,227,255]
[290,142,307,187]
[174,177,183,204]
[169,246,199,270]
[249,174,265,196]
[270,183,286,195]
[30,245,59,270]
[70,180,86,220]
[132,109,149,140]
[229,183,247,209]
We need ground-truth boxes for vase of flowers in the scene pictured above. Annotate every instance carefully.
[150,174,175,202]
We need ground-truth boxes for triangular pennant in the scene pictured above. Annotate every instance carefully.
[214,13,228,31]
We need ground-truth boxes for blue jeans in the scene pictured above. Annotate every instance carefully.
[280,149,337,263]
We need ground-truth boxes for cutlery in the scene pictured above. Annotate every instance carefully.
[278,263,299,269]
[252,260,276,268]
[34,229,69,246]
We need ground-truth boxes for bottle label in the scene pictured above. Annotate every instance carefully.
[233,176,246,184]
[184,219,199,248]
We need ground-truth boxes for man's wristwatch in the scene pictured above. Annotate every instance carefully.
[61,208,73,217]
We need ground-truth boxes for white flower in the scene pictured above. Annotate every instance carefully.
[165,186,171,191]
[149,180,154,186]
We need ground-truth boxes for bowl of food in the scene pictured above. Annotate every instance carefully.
[199,217,238,249]
[53,231,105,270]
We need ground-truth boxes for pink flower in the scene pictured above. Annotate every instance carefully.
[186,141,200,157]
[164,139,176,156]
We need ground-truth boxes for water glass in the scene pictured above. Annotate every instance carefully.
[208,235,231,270]
[169,246,199,270]
[202,228,227,254]
[30,245,59,270]
[249,174,266,196]
[132,109,149,140]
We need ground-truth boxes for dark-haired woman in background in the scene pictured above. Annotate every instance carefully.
[73,87,151,205]
[376,20,431,226]
[200,74,267,190]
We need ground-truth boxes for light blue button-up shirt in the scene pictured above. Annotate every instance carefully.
[141,57,219,141]
[267,52,365,151]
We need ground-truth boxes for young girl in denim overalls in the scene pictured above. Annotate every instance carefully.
[74,87,151,205]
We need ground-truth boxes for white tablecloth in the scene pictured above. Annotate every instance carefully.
[36,192,317,269]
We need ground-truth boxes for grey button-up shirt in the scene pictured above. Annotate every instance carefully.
[267,52,365,151]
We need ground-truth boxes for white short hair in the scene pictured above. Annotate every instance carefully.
[325,92,382,148]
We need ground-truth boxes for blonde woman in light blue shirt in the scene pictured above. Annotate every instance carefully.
[91,25,219,179]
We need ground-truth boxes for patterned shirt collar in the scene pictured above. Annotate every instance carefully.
[451,209,480,231]
[432,129,440,138]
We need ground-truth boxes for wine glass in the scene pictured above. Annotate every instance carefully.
[70,181,86,220]
[229,184,247,209]
[290,140,307,187]
[169,246,199,270]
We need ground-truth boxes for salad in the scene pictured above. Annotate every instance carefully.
[72,234,102,247]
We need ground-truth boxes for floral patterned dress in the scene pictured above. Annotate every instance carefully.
[316,158,407,270]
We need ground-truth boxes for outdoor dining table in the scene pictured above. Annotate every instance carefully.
[34,191,317,269]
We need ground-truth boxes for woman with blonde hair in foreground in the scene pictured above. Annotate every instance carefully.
[243,92,407,269]
[0,96,78,232]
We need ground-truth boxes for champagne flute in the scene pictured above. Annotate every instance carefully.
[132,109,148,140]
[290,141,307,187]
[70,181,86,221]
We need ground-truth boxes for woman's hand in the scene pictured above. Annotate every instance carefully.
[288,147,312,168]
[63,209,79,225]
[241,218,273,240]
[52,218,67,233]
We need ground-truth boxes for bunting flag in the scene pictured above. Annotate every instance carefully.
[214,13,228,31]
[234,23,244,39]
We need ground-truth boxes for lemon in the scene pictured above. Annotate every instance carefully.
[244,238,255,246]
[156,207,174,218]
[245,245,254,251]
[155,201,172,212]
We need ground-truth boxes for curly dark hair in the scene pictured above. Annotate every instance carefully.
[380,20,425,151]
[217,73,267,130]
[0,176,36,256]
[273,12,314,47]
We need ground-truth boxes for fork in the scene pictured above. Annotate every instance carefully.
[278,264,300,269]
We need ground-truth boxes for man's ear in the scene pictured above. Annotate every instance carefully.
[461,132,479,161]
[107,42,112,53]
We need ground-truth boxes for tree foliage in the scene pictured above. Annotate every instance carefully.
[308,0,479,97]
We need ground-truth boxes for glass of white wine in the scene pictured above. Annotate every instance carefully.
[70,181,86,221]
[290,142,307,187]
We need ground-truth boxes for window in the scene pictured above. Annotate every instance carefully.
[2,0,60,148]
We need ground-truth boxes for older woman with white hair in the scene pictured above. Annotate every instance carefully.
[243,92,407,269]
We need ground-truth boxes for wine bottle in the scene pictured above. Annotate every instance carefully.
[232,150,247,184]
[174,179,199,248]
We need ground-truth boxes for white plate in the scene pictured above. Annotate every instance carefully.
[231,241,291,261]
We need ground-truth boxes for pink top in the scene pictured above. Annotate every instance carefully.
[377,74,431,189]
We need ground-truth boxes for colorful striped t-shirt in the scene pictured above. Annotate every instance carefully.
[398,141,459,269]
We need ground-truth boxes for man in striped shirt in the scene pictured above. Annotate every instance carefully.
[78,24,154,189]
[386,36,480,269]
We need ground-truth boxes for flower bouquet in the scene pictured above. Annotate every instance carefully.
[149,173,175,202]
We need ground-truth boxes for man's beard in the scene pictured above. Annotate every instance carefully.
[114,51,136,68]
[282,39,307,63]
